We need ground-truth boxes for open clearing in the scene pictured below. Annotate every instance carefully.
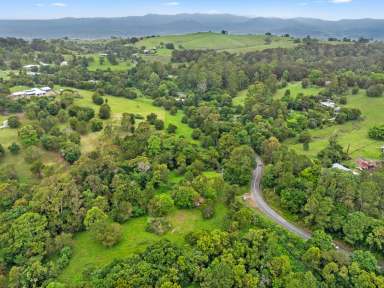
[233,82,323,106]
[137,32,296,62]
[136,32,296,52]
[71,88,193,140]
[59,204,227,284]
[87,54,133,72]
[274,82,323,99]
[289,90,384,160]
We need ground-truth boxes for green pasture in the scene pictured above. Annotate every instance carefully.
[59,204,227,284]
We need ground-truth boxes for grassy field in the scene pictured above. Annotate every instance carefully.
[59,204,227,284]
[289,90,384,160]
[274,82,323,99]
[136,32,296,52]
[87,54,133,72]
[0,114,66,183]
[233,82,323,106]
[71,88,194,140]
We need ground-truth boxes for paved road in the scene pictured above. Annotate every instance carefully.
[251,156,312,240]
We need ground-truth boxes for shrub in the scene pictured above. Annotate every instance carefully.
[367,84,384,97]
[369,125,384,140]
[146,218,172,235]
[8,143,20,155]
[99,103,111,119]
[154,119,164,130]
[61,142,81,164]
[167,124,177,134]
[90,119,103,132]
[148,194,174,217]
[94,222,123,247]
[201,200,215,219]
[172,186,199,209]
[8,116,20,128]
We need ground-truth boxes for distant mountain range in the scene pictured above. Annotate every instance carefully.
[1,14,384,39]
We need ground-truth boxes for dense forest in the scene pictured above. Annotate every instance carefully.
[1,34,384,287]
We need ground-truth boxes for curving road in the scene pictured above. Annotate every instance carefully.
[251,156,312,240]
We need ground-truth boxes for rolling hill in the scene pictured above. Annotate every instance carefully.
[1,14,384,39]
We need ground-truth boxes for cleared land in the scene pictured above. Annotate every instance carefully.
[0,113,66,183]
[87,54,133,71]
[136,32,296,52]
[136,32,296,62]
[233,82,323,106]
[274,82,323,99]
[71,88,194,140]
[289,90,384,160]
[59,204,227,284]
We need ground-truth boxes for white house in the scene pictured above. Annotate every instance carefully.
[23,64,40,70]
[320,99,336,109]
[41,87,52,92]
[10,87,52,99]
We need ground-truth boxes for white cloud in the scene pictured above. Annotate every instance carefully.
[34,3,45,7]
[164,2,180,6]
[330,0,352,3]
[51,2,67,7]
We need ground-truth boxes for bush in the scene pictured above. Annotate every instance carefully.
[148,194,174,217]
[167,124,177,134]
[201,200,215,219]
[146,218,172,235]
[92,93,104,105]
[191,129,201,140]
[8,143,20,155]
[154,119,164,130]
[8,116,20,128]
[368,125,384,140]
[90,119,103,132]
[367,84,384,97]
[94,222,123,247]
[172,186,199,209]
[61,142,81,164]
[298,131,311,144]
[99,103,111,119]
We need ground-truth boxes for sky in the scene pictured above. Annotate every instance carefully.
[1,0,383,20]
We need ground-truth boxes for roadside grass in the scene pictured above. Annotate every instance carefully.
[289,90,384,160]
[59,204,227,284]
[136,32,296,53]
[87,54,133,72]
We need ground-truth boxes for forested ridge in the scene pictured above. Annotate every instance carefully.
[1,35,384,287]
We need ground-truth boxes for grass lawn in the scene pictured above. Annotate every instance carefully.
[59,204,227,284]
[70,88,194,140]
[274,82,323,99]
[289,90,384,160]
[136,32,296,53]
[87,54,133,72]
[10,85,31,93]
